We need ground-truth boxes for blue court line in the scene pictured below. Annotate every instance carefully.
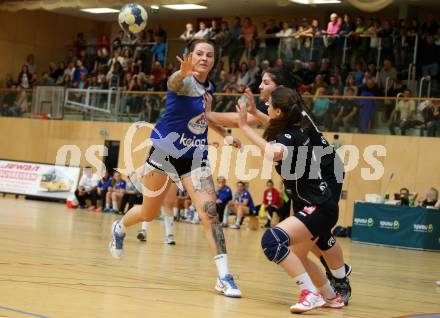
[0,305,50,318]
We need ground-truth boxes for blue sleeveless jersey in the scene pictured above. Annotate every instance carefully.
[150,73,214,159]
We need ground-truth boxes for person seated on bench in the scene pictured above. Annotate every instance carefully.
[229,181,256,230]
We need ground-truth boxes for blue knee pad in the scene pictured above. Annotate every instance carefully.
[261,227,291,264]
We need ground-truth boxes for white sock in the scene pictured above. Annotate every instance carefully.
[173,207,179,218]
[293,272,317,293]
[330,266,346,279]
[164,215,174,236]
[112,202,116,210]
[116,220,126,235]
[141,221,149,231]
[222,208,229,224]
[319,280,336,300]
[214,254,229,278]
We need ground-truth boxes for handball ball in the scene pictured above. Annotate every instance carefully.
[66,195,79,209]
[118,3,148,34]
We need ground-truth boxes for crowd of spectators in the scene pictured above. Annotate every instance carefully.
[1,12,440,135]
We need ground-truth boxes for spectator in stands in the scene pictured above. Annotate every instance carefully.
[60,74,73,88]
[422,14,439,36]
[175,188,192,220]
[73,60,88,83]
[64,62,75,80]
[265,18,280,63]
[74,71,89,89]
[112,30,124,52]
[119,172,142,214]
[107,61,124,88]
[25,54,37,74]
[328,74,343,94]
[215,176,233,227]
[105,171,126,213]
[237,62,251,90]
[425,102,440,137]
[351,17,368,66]
[311,74,327,94]
[257,180,282,228]
[247,58,260,89]
[241,17,257,61]
[332,86,358,132]
[303,60,318,85]
[194,21,209,40]
[51,62,66,84]
[313,86,331,128]
[388,88,416,135]
[324,13,341,64]
[276,21,294,63]
[398,187,410,206]
[75,166,99,210]
[36,72,55,86]
[3,73,14,88]
[366,19,381,65]
[217,21,232,60]
[151,61,166,88]
[1,84,18,116]
[303,19,324,63]
[357,77,381,133]
[150,34,166,66]
[229,181,256,229]
[344,73,358,95]
[417,187,439,208]
[208,19,221,43]
[73,32,86,57]
[420,34,440,96]
[255,22,267,63]
[229,17,243,64]
[96,170,112,212]
[96,35,110,53]
[378,58,397,91]
[17,65,32,89]
[180,23,195,50]
[378,20,395,64]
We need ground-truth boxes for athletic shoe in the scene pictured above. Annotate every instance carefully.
[103,207,111,213]
[88,205,96,211]
[137,230,146,242]
[79,205,88,209]
[323,293,345,309]
[215,274,242,298]
[229,224,240,229]
[109,220,126,259]
[165,234,176,245]
[333,277,351,306]
[95,207,102,212]
[222,223,228,228]
[290,290,326,314]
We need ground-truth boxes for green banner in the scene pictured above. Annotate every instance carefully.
[352,202,440,251]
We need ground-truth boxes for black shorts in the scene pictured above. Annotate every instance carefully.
[145,145,211,181]
[294,199,339,240]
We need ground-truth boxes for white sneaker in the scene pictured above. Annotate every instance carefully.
[109,220,126,259]
[290,290,326,314]
[323,293,344,309]
[229,224,240,229]
[215,274,242,298]
[165,234,176,245]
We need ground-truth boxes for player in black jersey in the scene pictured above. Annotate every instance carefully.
[235,86,345,313]
[205,68,352,304]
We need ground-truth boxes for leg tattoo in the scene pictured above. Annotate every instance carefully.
[204,201,227,254]
[195,176,215,195]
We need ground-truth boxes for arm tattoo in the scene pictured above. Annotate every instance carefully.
[204,201,227,254]
[195,176,215,195]
[167,71,184,92]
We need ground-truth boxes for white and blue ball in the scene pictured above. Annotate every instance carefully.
[118,3,148,34]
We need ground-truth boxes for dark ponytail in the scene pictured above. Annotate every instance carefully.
[263,87,304,141]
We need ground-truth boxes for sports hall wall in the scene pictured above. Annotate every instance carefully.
[0,10,111,79]
[1,117,439,227]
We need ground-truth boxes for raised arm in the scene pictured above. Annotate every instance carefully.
[168,53,200,92]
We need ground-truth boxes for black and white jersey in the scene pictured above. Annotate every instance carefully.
[274,126,332,210]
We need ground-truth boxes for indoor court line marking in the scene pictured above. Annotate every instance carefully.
[0,306,50,318]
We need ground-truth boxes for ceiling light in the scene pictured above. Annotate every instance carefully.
[162,4,207,10]
[80,8,119,14]
[290,0,341,4]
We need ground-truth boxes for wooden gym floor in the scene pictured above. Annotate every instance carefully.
[0,197,439,318]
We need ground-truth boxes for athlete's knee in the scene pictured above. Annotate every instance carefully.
[202,201,218,221]
[261,227,291,264]
[316,233,336,251]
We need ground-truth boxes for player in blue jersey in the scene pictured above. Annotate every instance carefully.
[109,40,242,298]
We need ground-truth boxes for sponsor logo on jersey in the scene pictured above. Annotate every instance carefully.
[188,113,208,135]
[302,205,316,215]
[179,133,207,148]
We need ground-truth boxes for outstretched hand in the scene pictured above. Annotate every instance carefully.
[236,98,248,128]
[176,53,200,77]
[243,88,257,114]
